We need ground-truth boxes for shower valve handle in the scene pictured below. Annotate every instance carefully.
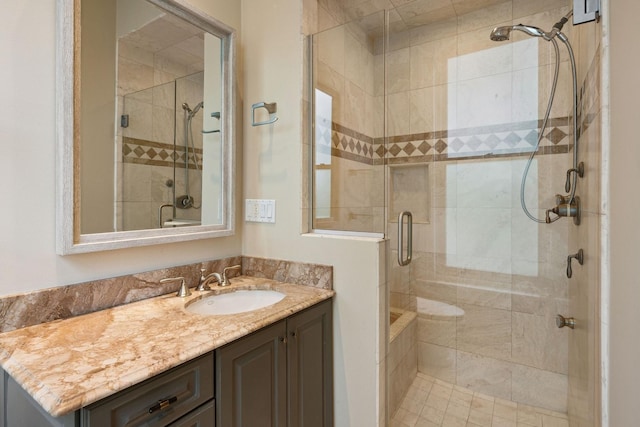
[566,249,584,278]
[546,196,581,225]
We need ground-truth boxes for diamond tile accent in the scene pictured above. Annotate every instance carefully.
[546,127,568,144]
[403,142,416,155]
[504,132,522,147]
[435,139,447,153]
[417,141,431,154]
[466,135,482,151]
[484,134,501,149]
[524,130,539,146]
[133,146,145,157]
[389,144,402,157]
[449,138,464,152]
[332,132,340,147]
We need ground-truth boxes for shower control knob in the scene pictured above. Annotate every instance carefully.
[556,314,575,329]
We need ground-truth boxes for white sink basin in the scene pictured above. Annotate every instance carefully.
[186,289,286,315]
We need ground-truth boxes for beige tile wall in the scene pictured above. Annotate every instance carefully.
[567,15,603,427]
[382,0,574,415]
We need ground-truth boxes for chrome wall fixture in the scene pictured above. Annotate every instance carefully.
[546,195,581,225]
[251,101,278,126]
[556,314,576,329]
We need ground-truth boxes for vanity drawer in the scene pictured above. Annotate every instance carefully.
[82,353,214,427]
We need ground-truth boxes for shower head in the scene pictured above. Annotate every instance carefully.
[490,24,547,41]
[489,26,512,41]
[182,102,192,113]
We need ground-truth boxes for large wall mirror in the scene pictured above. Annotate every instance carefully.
[56,0,236,254]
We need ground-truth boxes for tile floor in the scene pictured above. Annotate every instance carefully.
[391,373,569,427]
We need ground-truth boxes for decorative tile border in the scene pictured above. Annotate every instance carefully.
[327,117,571,165]
[123,137,203,170]
[0,257,333,333]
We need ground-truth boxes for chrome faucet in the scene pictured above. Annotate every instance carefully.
[196,269,222,290]
[196,265,242,289]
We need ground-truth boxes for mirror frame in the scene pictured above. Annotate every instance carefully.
[56,0,236,255]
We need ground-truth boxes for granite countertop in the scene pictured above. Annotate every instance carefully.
[0,276,334,417]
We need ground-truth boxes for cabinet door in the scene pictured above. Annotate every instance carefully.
[216,321,287,427]
[287,299,333,427]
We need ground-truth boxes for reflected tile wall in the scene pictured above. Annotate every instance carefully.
[115,15,207,232]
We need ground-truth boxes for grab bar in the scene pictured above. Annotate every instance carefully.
[398,211,413,266]
[158,203,173,228]
[251,102,278,126]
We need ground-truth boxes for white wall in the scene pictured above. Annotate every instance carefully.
[608,0,640,425]
[0,0,242,296]
[240,0,383,425]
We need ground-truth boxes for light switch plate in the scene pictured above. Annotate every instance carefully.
[245,199,276,223]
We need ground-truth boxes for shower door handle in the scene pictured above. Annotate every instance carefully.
[398,211,413,266]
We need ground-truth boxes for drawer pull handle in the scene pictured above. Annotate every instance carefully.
[148,396,178,414]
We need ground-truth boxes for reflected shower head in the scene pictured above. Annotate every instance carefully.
[183,101,204,119]
[192,101,203,115]
[490,24,547,41]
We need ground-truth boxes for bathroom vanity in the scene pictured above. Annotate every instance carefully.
[0,278,333,427]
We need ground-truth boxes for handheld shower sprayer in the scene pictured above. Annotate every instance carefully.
[490,10,573,42]
[489,10,580,225]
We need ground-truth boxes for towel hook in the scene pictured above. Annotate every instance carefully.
[252,102,278,126]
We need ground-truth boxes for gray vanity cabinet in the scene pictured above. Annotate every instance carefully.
[0,299,332,427]
[216,299,333,427]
